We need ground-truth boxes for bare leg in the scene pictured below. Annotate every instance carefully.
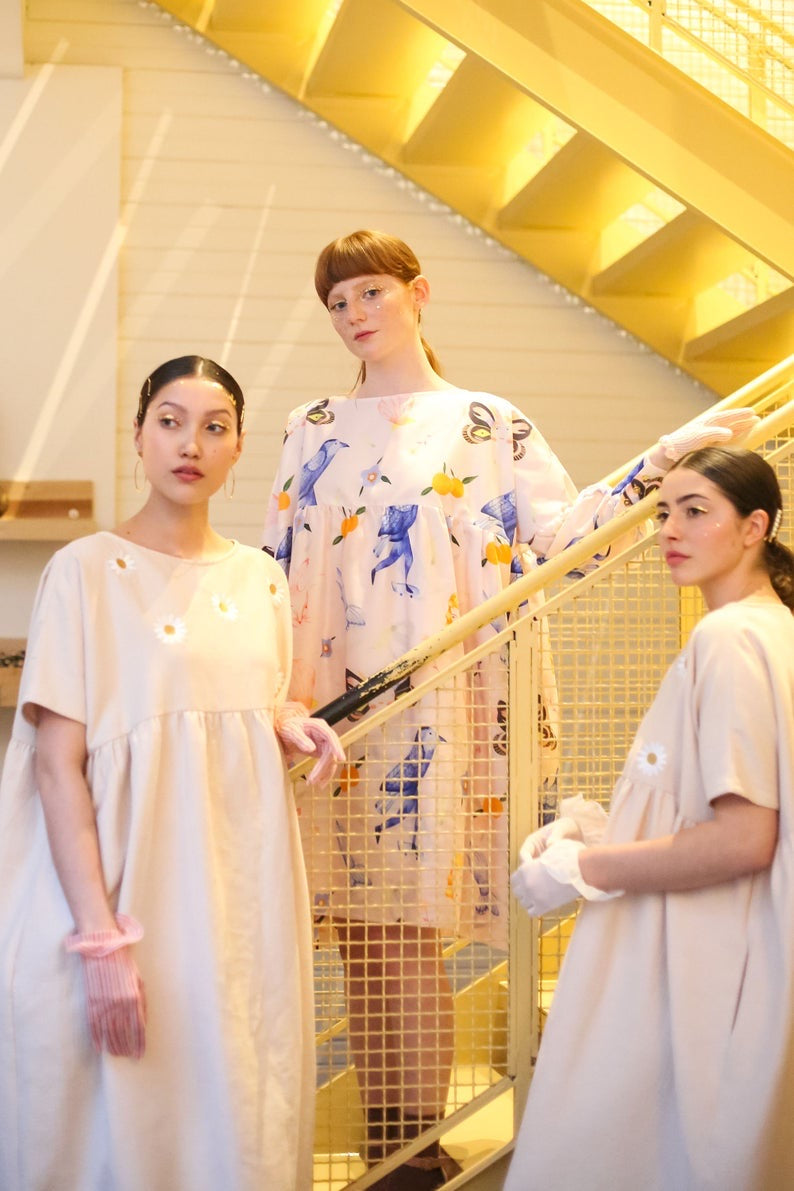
[334,920,455,1162]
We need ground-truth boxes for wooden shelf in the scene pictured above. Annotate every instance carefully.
[0,479,96,541]
[0,638,25,709]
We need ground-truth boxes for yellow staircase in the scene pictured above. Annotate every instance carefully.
[154,0,793,395]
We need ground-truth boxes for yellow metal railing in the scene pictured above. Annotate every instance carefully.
[580,0,794,148]
[297,356,794,1189]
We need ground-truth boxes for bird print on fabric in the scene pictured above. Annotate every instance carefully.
[298,439,349,507]
[334,818,371,888]
[374,726,444,853]
[480,492,517,544]
[480,492,523,577]
[336,567,366,629]
[273,526,293,571]
[371,504,419,596]
[468,849,499,917]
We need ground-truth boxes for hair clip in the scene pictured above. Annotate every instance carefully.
[767,508,782,543]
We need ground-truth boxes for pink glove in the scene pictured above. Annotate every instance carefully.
[65,913,146,1059]
[276,701,345,784]
[647,408,759,470]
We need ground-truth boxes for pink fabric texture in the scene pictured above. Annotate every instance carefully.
[66,914,146,1059]
[275,702,345,784]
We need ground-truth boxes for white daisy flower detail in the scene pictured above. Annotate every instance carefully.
[636,742,668,777]
[154,615,187,645]
[212,594,239,621]
[268,580,285,607]
[108,553,136,575]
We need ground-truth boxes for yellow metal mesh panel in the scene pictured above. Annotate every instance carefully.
[305,642,515,1188]
[581,0,794,145]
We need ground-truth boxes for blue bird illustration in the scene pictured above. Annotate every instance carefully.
[298,439,349,507]
[480,492,517,544]
[371,504,419,596]
[468,849,499,917]
[334,819,371,888]
[275,526,293,571]
[374,727,444,852]
[336,567,366,629]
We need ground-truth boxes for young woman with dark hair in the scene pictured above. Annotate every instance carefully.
[509,446,794,1191]
[0,356,342,1190]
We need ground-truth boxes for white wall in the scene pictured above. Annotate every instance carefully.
[3,0,715,754]
[26,0,714,538]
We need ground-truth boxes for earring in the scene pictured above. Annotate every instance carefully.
[134,457,145,492]
[224,468,236,500]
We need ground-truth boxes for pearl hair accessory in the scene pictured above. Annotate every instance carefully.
[767,508,783,543]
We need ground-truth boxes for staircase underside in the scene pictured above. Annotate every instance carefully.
[156,0,794,395]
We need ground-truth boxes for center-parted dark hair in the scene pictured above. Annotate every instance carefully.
[314,230,442,385]
[136,356,245,433]
[670,445,794,611]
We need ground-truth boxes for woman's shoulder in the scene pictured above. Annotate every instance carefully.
[233,542,290,583]
[690,598,794,660]
[39,531,110,574]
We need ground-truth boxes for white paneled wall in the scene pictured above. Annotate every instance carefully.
[3,0,714,756]
[25,0,714,548]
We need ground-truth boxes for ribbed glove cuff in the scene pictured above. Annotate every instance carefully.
[65,913,144,959]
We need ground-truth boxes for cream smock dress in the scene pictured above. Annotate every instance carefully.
[505,598,794,1191]
[0,533,314,1191]
[263,388,656,945]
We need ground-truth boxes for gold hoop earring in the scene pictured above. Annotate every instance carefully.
[224,468,236,500]
[134,457,145,492]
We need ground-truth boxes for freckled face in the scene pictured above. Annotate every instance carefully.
[656,467,751,605]
[325,273,423,363]
[135,377,242,503]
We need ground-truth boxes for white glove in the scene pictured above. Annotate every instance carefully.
[647,408,759,471]
[558,795,609,847]
[517,795,609,864]
[511,857,579,917]
[540,839,623,902]
[276,702,345,784]
[518,815,581,864]
[511,836,623,918]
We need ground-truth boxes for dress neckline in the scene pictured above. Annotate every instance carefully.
[100,530,239,566]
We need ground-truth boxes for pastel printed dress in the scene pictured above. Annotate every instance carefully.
[263,388,656,944]
[505,600,794,1191]
[0,534,314,1191]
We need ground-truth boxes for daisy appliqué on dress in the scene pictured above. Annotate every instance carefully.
[154,614,187,645]
[108,553,136,576]
[268,580,285,607]
[212,594,239,621]
[635,742,668,777]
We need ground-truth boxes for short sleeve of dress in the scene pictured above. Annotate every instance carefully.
[262,553,293,710]
[18,546,87,728]
[690,615,779,810]
[262,405,310,576]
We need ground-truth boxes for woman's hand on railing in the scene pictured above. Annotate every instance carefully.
[276,702,345,784]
